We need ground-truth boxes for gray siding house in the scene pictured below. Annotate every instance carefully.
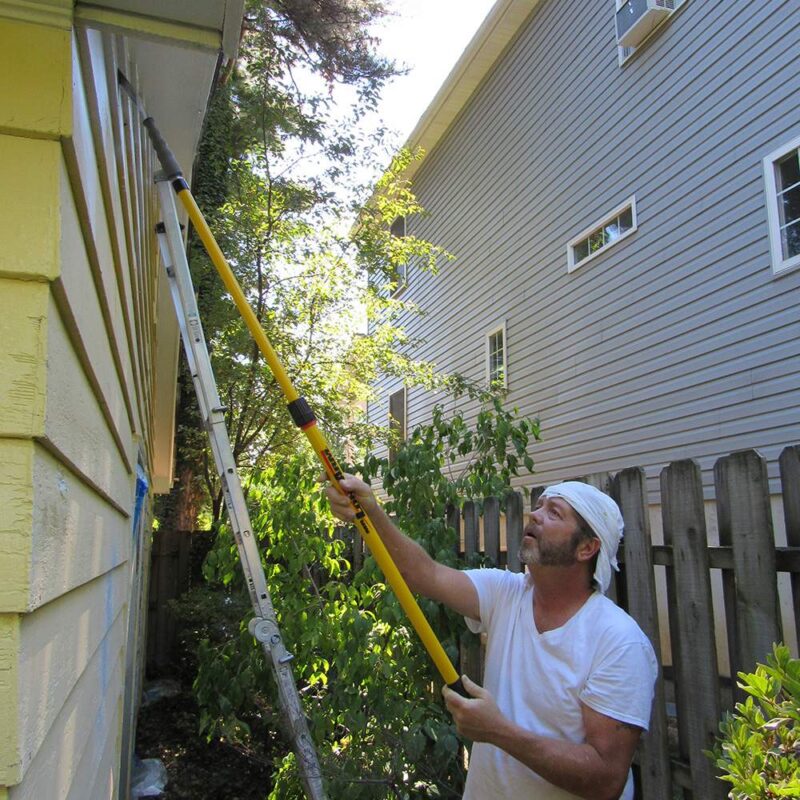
[371,0,800,499]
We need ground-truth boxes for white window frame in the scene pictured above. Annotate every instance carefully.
[390,216,408,297]
[485,322,507,388]
[617,0,690,67]
[567,196,638,272]
[763,133,800,277]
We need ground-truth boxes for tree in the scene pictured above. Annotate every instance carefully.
[708,644,800,799]
[158,0,438,530]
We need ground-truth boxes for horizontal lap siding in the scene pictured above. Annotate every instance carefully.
[5,27,164,799]
[67,36,141,445]
[44,296,134,513]
[16,567,128,778]
[371,0,800,496]
[30,445,129,609]
[58,158,135,474]
[13,587,126,800]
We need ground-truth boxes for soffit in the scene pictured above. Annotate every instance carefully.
[75,0,244,184]
[78,0,243,58]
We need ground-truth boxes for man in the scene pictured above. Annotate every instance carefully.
[324,476,658,800]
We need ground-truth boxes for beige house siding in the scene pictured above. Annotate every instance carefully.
[0,1,241,796]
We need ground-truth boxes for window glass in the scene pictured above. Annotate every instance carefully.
[569,199,636,269]
[782,220,800,261]
[778,150,800,190]
[488,329,505,385]
[604,221,621,242]
[390,216,407,295]
[779,185,800,227]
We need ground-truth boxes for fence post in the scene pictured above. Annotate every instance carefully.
[463,501,479,563]
[460,501,482,683]
[484,496,501,567]
[715,450,781,686]
[613,468,672,800]
[779,445,800,650]
[446,505,461,561]
[661,460,724,799]
[505,490,523,573]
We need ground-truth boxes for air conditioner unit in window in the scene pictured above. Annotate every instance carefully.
[616,0,675,49]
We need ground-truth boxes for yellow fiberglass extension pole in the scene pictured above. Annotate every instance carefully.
[120,72,466,696]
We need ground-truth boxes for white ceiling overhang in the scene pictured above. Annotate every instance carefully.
[73,0,244,181]
[72,2,245,494]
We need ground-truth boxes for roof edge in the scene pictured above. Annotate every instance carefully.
[402,0,541,182]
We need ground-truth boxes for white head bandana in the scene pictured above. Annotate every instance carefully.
[540,481,624,594]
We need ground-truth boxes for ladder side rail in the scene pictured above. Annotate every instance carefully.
[156,183,268,600]
[156,226,237,533]
[155,179,327,800]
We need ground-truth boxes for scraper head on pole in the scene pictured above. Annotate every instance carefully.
[117,70,183,181]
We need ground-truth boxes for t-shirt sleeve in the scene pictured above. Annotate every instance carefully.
[462,568,523,634]
[579,639,659,730]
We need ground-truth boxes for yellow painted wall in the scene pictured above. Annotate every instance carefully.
[0,616,21,786]
[0,5,182,799]
[0,16,69,790]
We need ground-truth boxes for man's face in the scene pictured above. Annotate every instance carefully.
[519,496,587,567]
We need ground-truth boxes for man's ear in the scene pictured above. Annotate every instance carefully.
[576,535,602,563]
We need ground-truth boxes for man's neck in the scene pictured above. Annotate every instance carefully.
[530,566,595,633]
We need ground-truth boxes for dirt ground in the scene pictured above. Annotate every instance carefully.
[134,680,275,800]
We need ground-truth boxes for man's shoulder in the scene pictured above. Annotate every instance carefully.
[588,594,652,645]
[463,568,528,623]
[464,566,527,589]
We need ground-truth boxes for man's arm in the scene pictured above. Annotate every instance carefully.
[443,676,642,800]
[324,474,479,620]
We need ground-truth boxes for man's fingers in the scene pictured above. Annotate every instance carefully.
[461,674,485,698]
[442,676,485,706]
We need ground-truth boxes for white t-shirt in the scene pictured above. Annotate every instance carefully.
[462,569,658,800]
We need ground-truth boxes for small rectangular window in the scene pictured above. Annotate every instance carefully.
[764,135,800,275]
[390,216,408,296]
[486,323,507,387]
[388,387,406,464]
[567,197,637,272]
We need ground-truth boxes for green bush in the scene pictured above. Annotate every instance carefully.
[181,393,539,798]
[709,644,800,799]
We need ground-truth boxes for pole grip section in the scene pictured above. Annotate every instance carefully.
[447,677,470,698]
[144,117,182,180]
[305,423,461,687]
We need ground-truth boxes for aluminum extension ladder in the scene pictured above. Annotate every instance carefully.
[154,175,327,800]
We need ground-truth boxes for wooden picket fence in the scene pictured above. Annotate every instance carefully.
[432,446,800,800]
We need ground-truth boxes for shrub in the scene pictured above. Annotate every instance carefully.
[185,393,539,798]
[709,643,800,799]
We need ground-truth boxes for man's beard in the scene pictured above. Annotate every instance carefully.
[518,529,584,568]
